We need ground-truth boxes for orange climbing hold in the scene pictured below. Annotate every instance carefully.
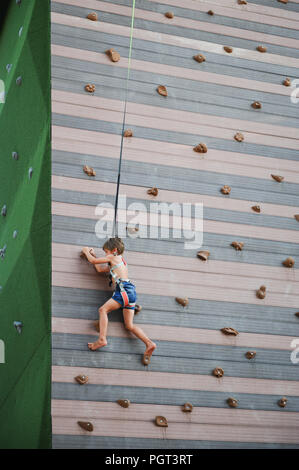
[75,375,89,385]
[87,12,98,21]
[213,367,224,378]
[193,54,206,63]
[117,399,130,408]
[221,185,231,195]
[278,397,288,407]
[223,46,233,53]
[252,205,261,213]
[83,165,96,177]
[124,129,133,137]
[271,174,284,183]
[157,85,168,96]
[182,403,193,412]
[85,84,95,93]
[256,45,267,53]
[197,250,210,261]
[231,241,244,251]
[155,416,168,427]
[193,143,207,153]
[134,304,142,315]
[106,48,120,62]
[251,101,262,109]
[283,78,291,87]
[282,257,295,268]
[175,297,189,307]
[164,12,174,19]
[256,285,266,299]
[227,397,238,408]
[207,10,214,15]
[245,351,256,360]
[78,421,93,432]
[234,132,244,142]
[221,327,239,336]
[147,187,159,196]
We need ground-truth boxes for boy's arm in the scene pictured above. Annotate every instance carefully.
[82,247,111,265]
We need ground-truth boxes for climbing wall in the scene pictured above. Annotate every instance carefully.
[51,0,299,448]
[0,0,51,448]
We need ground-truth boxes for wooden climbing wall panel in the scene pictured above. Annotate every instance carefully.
[51,0,299,448]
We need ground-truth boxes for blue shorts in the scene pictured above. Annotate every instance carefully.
[112,281,137,310]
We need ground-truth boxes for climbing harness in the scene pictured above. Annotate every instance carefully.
[112,0,136,237]
[109,257,134,308]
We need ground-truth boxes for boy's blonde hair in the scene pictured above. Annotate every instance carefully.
[102,237,125,255]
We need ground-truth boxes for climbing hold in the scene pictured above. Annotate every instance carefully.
[182,403,193,413]
[251,101,262,109]
[256,285,266,299]
[231,241,244,251]
[227,397,238,408]
[18,26,23,37]
[1,205,7,217]
[93,320,99,332]
[134,304,142,314]
[16,0,22,4]
[127,226,139,235]
[197,250,210,261]
[106,48,120,62]
[83,165,96,177]
[278,397,288,408]
[238,0,247,4]
[282,257,295,268]
[283,78,291,87]
[271,174,284,183]
[124,129,133,137]
[256,45,267,53]
[223,46,233,53]
[75,375,89,385]
[12,151,19,160]
[77,421,93,432]
[142,354,151,366]
[147,187,158,196]
[157,85,168,97]
[164,12,174,19]
[0,245,7,259]
[16,76,22,86]
[28,167,33,179]
[251,205,261,213]
[207,10,214,15]
[155,416,168,427]
[193,54,206,63]
[234,132,244,142]
[6,64,12,73]
[85,84,95,93]
[193,143,207,153]
[294,215,299,222]
[221,185,231,195]
[13,230,18,239]
[175,297,189,307]
[117,399,130,408]
[294,312,299,318]
[278,0,288,3]
[245,351,256,360]
[14,321,23,334]
[221,327,239,336]
[86,12,98,21]
[213,367,224,378]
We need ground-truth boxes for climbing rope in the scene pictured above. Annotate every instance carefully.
[112,0,136,237]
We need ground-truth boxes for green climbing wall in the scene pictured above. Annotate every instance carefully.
[0,0,51,449]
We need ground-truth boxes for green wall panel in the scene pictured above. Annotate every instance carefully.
[0,0,51,449]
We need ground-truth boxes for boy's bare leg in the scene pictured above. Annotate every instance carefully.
[123,309,156,357]
[88,298,121,351]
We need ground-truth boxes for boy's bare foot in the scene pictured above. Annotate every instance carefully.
[87,339,107,351]
[143,341,156,364]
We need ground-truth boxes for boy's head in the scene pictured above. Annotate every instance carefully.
[102,237,125,255]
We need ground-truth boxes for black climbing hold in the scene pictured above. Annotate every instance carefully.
[6,64,12,73]
[14,321,23,334]
[16,0,22,4]
[1,205,7,216]
[16,76,22,86]
[28,167,33,179]
[0,245,7,259]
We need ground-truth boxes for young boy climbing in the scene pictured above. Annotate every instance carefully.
[81,238,156,365]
